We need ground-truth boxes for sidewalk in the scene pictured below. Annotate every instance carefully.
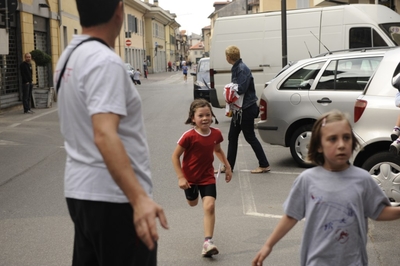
[0,70,182,117]
[143,70,182,83]
[0,102,58,129]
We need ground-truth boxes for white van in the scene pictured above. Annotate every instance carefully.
[209,4,400,108]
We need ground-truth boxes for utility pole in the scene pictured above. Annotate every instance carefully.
[281,0,287,67]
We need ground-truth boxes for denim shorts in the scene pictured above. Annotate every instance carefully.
[395,92,400,107]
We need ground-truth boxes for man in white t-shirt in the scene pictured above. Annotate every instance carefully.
[133,68,142,85]
[54,1,168,265]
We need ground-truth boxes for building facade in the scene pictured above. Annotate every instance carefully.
[0,0,180,110]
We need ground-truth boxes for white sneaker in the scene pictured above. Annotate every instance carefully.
[391,127,400,141]
[202,239,219,257]
[390,139,400,155]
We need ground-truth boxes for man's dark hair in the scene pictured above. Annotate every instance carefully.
[76,0,121,27]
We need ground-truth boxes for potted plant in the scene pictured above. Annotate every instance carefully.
[30,49,53,108]
[30,49,51,66]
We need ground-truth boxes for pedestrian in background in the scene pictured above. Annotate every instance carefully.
[172,99,232,257]
[168,61,172,72]
[133,68,142,85]
[182,62,188,83]
[252,110,400,266]
[20,52,34,114]
[55,0,168,265]
[143,59,148,78]
[220,45,270,174]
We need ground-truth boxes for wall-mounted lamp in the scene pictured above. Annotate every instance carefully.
[39,3,50,8]
[151,17,155,20]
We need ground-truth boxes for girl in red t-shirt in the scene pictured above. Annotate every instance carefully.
[172,99,232,257]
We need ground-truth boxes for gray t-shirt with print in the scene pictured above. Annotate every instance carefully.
[284,165,389,266]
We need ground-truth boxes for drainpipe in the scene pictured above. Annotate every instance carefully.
[58,0,62,27]
[142,12,147,62]
[142,11,149,74]
[281,0,287,67]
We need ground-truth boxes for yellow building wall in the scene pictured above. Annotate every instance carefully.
[124,6,145,50]
[260,0,313,12]
[20,12,34,56]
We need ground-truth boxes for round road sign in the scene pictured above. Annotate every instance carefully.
[126,40,132,47]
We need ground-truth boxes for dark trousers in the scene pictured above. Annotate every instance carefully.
[66,198,157,266]
[227,103,269,170]
[22,83,32,112]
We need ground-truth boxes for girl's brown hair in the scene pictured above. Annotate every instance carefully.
[307,110,359,166]
[185,99,219,125]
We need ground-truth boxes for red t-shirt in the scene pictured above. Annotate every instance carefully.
[177,127,223,185]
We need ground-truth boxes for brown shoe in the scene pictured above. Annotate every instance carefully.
[251,166,271,174]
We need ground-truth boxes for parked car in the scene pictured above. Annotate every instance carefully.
[190,58,210,100]
[125,63,135,82]
[351,47,400,205]
[257,47,392,167]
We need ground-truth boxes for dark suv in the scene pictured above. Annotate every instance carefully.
[191,58,210,100]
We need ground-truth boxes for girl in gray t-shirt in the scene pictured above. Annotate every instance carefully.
[252,110,400,266]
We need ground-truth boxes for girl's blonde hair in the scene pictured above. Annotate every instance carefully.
[185,99,219,125]
[225,45,241,62]
[307,110,359,166]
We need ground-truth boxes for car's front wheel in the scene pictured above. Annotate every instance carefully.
[362,151,400,205]
[289,124,314,168]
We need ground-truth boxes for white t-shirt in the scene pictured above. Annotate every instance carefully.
[284,165,389,266]
[133,70,141,80]
[55,35,153,203]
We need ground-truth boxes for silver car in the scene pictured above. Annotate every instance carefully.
[351,47,400,205]
[257,48,390,167]
[190,58,210,101]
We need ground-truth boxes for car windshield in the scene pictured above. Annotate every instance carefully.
[380,23,400,46]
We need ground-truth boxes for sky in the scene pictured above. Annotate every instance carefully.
[156,0,218,35]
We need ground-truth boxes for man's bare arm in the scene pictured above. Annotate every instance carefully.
[92,113,168,250]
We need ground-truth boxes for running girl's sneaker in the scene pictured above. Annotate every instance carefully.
[202,239,219,257]
[389,139,400,155]
[391,127,400,141]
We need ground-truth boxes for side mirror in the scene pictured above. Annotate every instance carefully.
[392,73,400,90]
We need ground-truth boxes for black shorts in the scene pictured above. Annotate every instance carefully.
[66,198,157,266]
[183,73,187,76]
[134,79,141,85]
[184,183,217,201]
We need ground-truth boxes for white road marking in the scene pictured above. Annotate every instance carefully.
[23,108,58,122]
[237,137,301,219]
[0,109,58,134]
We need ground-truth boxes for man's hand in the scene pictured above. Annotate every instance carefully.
[133,195,168,250]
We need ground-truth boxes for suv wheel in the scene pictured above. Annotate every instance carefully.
[289,124,314,168]
[362,151,400,204]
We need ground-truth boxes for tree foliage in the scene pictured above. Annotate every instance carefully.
[30,49,52,66]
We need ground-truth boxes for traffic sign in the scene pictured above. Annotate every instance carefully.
[126,40,132,47]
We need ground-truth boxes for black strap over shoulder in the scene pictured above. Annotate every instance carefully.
[56,37,110,93]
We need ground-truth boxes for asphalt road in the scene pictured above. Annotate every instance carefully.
[0,71,399,265]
